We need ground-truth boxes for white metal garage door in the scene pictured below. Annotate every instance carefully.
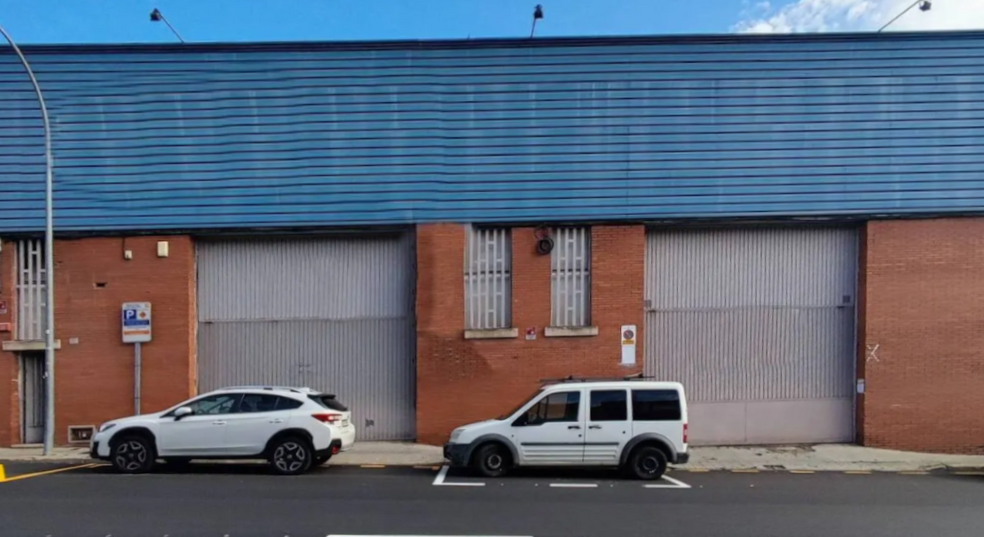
[196,234,416,441]
[644,227,857,445]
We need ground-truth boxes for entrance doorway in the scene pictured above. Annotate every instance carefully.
[19,352,45,444]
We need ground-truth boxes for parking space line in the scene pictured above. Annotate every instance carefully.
[549,483,598,488]
[643,475,692,489]
[0,462,100,483]
[432,465,485,487]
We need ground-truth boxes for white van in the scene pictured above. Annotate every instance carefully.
[443,377,688,479]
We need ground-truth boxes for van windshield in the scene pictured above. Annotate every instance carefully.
[496,388,543,420]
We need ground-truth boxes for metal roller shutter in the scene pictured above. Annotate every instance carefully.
[196,234,416,441]
[644,227,857,445]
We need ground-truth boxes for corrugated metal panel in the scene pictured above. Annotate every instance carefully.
[198,319,415,441]
[644,227,857,444]
[5,34,984,231]
[197,236,413,322]
[196,234,416,441]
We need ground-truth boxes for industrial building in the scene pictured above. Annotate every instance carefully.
[1,31,982,453]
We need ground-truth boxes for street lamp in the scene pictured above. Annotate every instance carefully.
[150,8,185,43]
[878,0,932,32]
[0,22,56,455]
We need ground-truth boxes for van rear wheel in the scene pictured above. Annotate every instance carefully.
[473,443,510,478]
[625,446,668,480]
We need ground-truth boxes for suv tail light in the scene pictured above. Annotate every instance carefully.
[683,423,688,444]
[312,413,342,424]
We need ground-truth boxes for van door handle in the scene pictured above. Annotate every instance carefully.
[212,420,227,426]
[269,418,284,424]
[588,425,602,430]
[568,425,581,430]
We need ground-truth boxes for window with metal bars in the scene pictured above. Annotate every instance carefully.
[464,226,512,330]
[16,239,47,341]
[550,227,591,327]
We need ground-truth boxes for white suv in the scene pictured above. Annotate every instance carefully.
[444,378,689,479]
[90,386,356,475]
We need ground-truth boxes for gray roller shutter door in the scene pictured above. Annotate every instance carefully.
[644,227,857,445]
[196,234,416,441]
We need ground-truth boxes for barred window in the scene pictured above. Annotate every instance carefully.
[550,227,591,327]
[464,226,512,330]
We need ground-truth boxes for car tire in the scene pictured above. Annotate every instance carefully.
[625,445,668,480]
[268,436,314,476]
[110,435,156,474]
[473,443,510,478]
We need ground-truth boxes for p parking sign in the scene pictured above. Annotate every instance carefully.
[122,302,152,343]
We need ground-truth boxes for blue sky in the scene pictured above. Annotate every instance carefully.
[0,0,747,44]
[0,0,976,44]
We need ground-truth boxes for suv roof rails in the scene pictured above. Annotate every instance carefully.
[537,373,657,384]
[216,385,316,394]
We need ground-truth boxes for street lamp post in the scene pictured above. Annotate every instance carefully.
[0,23,56,456]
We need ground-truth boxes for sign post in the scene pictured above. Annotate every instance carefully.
[122,302,152,415]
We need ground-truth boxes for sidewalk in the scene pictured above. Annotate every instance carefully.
[1,442,982,471]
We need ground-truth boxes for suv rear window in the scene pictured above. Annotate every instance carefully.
[632,390,681,421]
[308,394,348,412]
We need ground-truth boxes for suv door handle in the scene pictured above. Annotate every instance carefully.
[588,425,602,429]
[212,420,227,426]
[568,425,581,430]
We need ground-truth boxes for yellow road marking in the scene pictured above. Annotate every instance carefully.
[684,468,710,472]
[1,463,99,483]
[413,465,440,470]
[0,464,5,481]
[953,471,984,476]
[731,469,760,473]
[360,464,386,469]
[789,470,815,474]
[844,470,872,475]
[898,471,929,475]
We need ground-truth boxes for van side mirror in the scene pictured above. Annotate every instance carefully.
[173,406,194,420]
[512,414,528,427]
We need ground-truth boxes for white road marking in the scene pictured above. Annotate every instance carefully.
[643,475,692,489]
[548,483,598,488]
[432,465,485,487]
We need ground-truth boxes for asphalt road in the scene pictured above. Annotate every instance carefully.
[1,462,982,537]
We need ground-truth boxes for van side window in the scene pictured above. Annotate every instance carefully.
[632,390,682,421]
[523,392,580,425]
[590,390,628,421]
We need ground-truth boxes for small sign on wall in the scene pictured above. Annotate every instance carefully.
[0,300,7,315]
[621,325,637,365]
[526,327,537,341]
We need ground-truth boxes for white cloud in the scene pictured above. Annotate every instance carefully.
[733,0,984,33]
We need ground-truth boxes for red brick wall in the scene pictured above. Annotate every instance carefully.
[0,236,196,446]
[860,218,984,454]
[416,224,645,445]
[0,241,17,445]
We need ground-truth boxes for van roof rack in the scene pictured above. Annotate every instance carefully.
[538,373,656,384]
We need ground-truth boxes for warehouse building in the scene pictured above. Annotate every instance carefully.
[1,32,983,453]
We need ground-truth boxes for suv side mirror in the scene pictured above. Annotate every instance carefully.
[173,406,194,420]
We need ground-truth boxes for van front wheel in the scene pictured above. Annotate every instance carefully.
[473,443,510,478]
[626,446,668,480]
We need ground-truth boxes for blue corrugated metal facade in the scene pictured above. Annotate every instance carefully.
[3,32,984,233]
